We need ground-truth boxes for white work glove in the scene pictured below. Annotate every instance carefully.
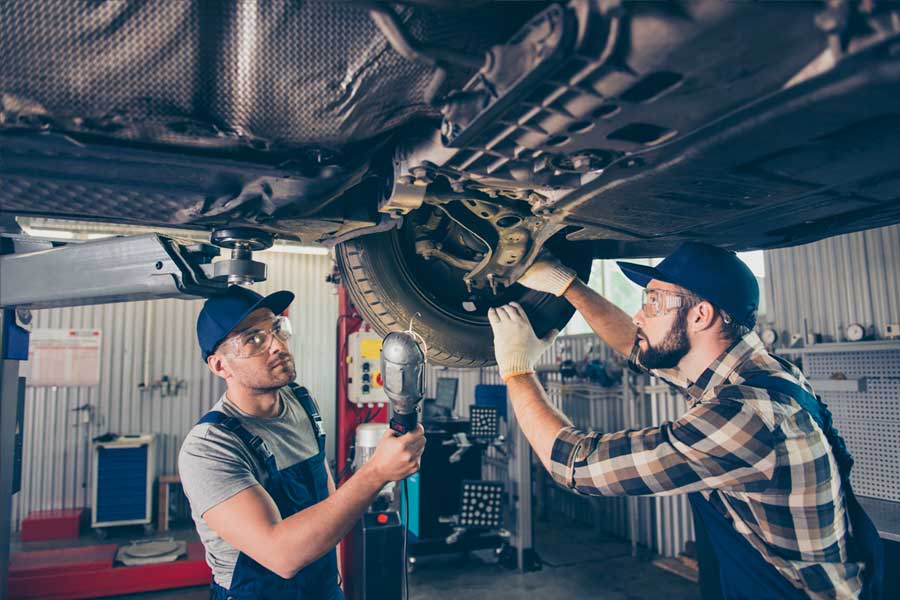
[488,302,559,382]
[516,256,577,297]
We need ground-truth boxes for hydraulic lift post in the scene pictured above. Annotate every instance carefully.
[0,310,24,596]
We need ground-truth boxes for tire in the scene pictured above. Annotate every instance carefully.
[336,228,592,368]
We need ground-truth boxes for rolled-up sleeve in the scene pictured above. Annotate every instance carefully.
[549,400,777,496]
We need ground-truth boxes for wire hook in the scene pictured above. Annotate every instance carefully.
[406,312,428,362]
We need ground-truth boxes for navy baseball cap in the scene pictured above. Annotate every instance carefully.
[197,286,294,360]
[617,242,759,328]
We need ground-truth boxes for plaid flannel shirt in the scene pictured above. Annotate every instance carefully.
[550,331,865,599]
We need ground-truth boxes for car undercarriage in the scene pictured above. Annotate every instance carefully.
[3,0,900,365]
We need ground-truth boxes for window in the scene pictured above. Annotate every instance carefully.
[737,250,766,318]
[560,258,655,335]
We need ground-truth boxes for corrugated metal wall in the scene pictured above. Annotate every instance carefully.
[12,250,337,531]
[13,300,226,532]
[537,370,689,557]
[764,224,900,341]
[423,365,483,418]
[543,381,632,539]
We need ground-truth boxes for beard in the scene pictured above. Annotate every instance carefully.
[635,309,691,369]
[229,352,296,392]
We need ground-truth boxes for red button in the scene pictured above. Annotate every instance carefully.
[375,372,384,387]
[376,513,388,524]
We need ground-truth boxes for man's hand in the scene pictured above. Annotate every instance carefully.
[517,256,577,297]
[367,425,426,484]
[488,302,558,381]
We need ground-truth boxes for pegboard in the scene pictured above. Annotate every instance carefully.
[806,350,900,379]
[807,349,900,502]
[822,380,900,426]
[832,417,900,501]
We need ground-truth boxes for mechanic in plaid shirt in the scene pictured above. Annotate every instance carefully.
[488,242,882,600]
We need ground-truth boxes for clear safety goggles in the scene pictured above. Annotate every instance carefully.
[220,315,293,358]
[640,289,687,318]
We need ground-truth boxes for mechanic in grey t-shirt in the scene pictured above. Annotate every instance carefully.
[179,286,425,599]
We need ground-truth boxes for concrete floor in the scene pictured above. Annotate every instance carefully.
[88,518,699,600]
[404,519,699,600]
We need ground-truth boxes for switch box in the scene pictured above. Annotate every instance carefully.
[347,329,388,405]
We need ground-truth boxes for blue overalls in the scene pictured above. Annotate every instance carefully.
[689,370,884,600]
[197,384,344,600]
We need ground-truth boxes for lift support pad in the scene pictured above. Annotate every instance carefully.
[8,542,211,599]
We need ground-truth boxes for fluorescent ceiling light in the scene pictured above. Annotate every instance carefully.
[22,227,76,239]
[263,243,329,256]
[21,226,115,241]
[21,220,328,255]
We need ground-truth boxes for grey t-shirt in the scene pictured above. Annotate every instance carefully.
[178,386,322,589]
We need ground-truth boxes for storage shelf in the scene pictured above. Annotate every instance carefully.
[856,496,900,543]
[807,378,864,392]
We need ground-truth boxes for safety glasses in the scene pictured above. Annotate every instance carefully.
[219,315,293,358]
[641,289,688,318]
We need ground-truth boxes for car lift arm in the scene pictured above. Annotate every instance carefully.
[0,233,234,310]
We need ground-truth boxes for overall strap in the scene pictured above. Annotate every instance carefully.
[742,372,854,478]
[288,382,326,441]
[196,410,279,477]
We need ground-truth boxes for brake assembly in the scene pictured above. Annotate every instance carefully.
[412,184,562,294]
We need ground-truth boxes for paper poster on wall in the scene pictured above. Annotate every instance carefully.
[23,329,102,387]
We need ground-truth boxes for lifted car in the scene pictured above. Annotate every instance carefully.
[3,0,900,365]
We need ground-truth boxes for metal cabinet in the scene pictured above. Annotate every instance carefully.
[91,434,156,529]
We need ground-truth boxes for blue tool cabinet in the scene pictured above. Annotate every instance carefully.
[91,434,156,528]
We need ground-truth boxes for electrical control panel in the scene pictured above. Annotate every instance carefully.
[347,329,388,405]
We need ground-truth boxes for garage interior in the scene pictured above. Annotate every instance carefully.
[1,219,898,600]
[5,0,900,597]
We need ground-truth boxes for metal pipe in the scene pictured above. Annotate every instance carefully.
[626,374,639,557]
[143,301,154,389]
[367,3,484,70]
[0,314,23,593]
